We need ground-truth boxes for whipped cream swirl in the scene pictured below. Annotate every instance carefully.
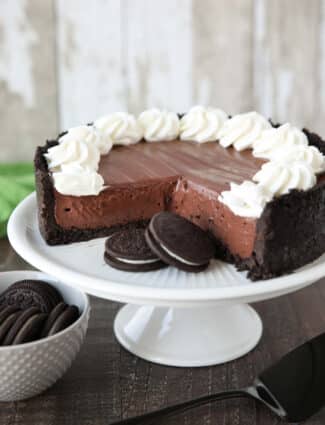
[219,111,271,151]
[138,108,180,142]
[179,105,227,143]
[253,161,316,196]
[277,145,325,174]
[95,112,143,146]
[45,139,100,172]
[253,123,308,160]
[46,125,107,196]
[52,167,105,196]
[59,125,112,155]
[219,181,272,218]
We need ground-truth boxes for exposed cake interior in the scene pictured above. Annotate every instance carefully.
[53,140,268,258]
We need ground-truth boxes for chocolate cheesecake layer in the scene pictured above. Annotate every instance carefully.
[54,140,265,258]
[54,179,177,230]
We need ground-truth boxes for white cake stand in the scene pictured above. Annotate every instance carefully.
[7,193,325,367]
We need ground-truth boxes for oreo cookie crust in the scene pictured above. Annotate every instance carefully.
[145,212,216,272]
[104,228,166,272]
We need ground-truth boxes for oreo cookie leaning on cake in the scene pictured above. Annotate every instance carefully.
[103,213,216,273]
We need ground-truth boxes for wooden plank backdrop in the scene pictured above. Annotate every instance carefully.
[0,0,325,161]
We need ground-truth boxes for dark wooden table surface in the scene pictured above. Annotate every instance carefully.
[1,237,325,425]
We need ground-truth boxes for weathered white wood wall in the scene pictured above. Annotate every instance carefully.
[1,0,325,161]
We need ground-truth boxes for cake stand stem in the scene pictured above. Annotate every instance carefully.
[114,303,263,367]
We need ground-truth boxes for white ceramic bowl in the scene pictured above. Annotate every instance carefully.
[0,271,90,401]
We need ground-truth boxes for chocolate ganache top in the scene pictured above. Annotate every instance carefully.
[98,140,265,192]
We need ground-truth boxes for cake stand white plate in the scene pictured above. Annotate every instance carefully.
[7,193,325,367]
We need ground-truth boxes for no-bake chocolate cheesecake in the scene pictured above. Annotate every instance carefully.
[35,107,325,280]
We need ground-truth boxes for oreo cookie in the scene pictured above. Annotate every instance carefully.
[2,307,41,345]
[145,212,215,272]
[41,302,68,337]
[0,280,63,313]
[104,228,166,272]
[0,310,21,344]
[10,280,63,305]
[0,305,20,324]
[44,304,79,337]
[11,312,48,345]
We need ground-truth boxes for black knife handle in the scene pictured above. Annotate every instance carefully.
[110,389,248,425]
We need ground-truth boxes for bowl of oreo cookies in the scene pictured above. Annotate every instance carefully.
[0,271,90,401]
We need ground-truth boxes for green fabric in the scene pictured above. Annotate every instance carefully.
[0,163,35,237]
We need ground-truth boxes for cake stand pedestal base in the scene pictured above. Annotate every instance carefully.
[114,303,263,367]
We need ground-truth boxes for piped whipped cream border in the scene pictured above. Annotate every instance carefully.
[44,107,325,219]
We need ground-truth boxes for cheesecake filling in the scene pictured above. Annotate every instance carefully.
[54,178,177,230]
[169,179,257,258]
[53,139,262,259]
[54,178,258,259]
